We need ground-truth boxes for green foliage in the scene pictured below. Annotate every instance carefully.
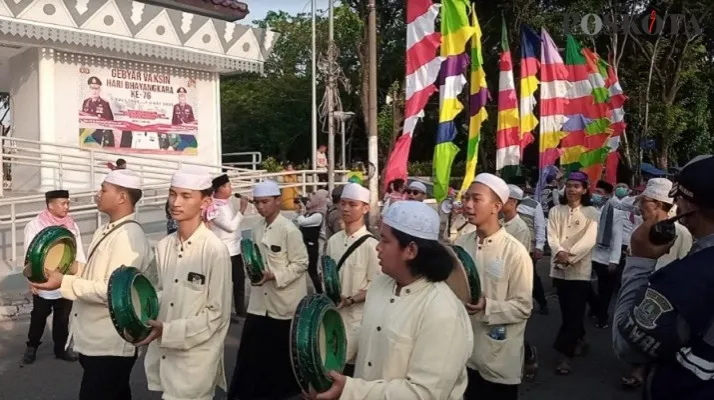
[259,156,285,172]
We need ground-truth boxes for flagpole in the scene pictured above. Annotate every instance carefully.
[311,0,318,178]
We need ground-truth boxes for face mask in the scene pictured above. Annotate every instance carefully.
[591,194,603,204]
[615,187,629,198]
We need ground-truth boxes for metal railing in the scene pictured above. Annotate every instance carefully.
[222,152,263,170]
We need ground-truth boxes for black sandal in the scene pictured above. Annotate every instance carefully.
[555,361,572,376]
[621,375,643,389]
[523,346,538,381]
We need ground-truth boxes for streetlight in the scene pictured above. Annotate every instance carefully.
[333,111,355,171]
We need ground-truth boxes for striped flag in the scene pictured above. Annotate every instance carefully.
[538,28,570,170]
[433,0,473,201]
[459,8,487,194]
[604,58,627,184]
[382,0,441,190]
[495,17,520,179]
[519,25,540,157]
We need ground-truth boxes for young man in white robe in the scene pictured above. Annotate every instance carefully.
[456,174,533,399]
[313,200,473,400]
[23,190,86,364]
[228,180,309,400]
[140,168,232,400]
[324,183,380,377]
[31,169,152,400]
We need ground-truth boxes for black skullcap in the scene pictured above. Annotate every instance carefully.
[212,174,230,190]
[45,190,69,201]
[596,180,614,193]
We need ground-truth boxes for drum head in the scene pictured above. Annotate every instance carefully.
[443,245,472,304]
[290,294,347,393]
[108,266,159,344]
[321,256,341,305]
[240,238,264,284]
[25,226,77,283]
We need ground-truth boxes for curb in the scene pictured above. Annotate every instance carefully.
[0,296,32,321]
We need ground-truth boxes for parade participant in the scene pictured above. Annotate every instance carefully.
[589,180,626,329]
[206,173,249,316]
[547,171,598,376]
[325,185,344,239]
[324,183,380,377]
[637,178,692,269]
[30,169,152,400]
[295,189,329,294]
[613,155,714,400]
[23,190,86,364]
[228,180,309,400]
[313,200,473,400]
[502,185,532,249]
[446,204,476,243]
[406,180,427,201]
[141,168,232,400]
[456,174,533,399]
[508,177,548,315]
[381,178,406,216]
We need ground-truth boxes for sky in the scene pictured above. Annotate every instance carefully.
[246,0,334,25]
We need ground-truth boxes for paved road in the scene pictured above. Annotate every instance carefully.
[0,261,640,400]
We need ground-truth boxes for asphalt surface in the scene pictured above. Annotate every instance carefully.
[0,260,641,400]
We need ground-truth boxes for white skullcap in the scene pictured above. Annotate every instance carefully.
[382,200,439,240]
[408,180,427,194]
[474,173,509,204]
[341,183,370,203]
[253,180,281,197]
[104,169,141,190]
[507,184,524,201]
[170,168,212,191]
[641,178,674,204]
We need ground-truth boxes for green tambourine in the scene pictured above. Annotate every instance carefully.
[107,266,159,344]
[290,294,347,393]
[452,245,481,302]
[240,238,265,284]
[321,256,342,305]
[24,226,77,283]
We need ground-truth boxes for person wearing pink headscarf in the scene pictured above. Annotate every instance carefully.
[22,190,86,365]
[295,189,329,293]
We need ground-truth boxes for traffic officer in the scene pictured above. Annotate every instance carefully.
[613,154,714,399]
[172,87,195,125]
[82,76,115,147]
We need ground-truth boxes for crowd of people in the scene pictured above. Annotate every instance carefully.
[17,153,714,400]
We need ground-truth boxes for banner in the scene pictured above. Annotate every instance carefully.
[78,65,199,155]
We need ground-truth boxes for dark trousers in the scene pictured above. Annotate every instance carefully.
[306,241,322,294]
[531,255,547,308]
[553,279,591,357]
[229,314,300,399]
[465,368,518,400]
[590,261,619,323]
[27,295,72,355]
[231,255,246,315]
[78,353,137,400]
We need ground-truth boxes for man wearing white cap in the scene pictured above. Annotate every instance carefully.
[324,183,380,377]
[228,180,309,400]
[140,168,232,400]
[31,169,152,399]
[315,200,473,399]
[638,178,692,270]
[502,185,532,250]
[406,180,428,202]
[455,173,533,399]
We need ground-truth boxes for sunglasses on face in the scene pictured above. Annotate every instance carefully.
[406,190,424,195]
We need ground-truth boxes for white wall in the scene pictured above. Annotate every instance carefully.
[8,48,40,192]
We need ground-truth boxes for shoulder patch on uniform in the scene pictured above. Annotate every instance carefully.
[633,288,674,330]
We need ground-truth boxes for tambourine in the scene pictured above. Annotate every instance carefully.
[445,245,481,303]
[240,238,265,284]
[290,294,347,393]
[24,226,77,283]
[107,266,159,344]
[321,256,342,304]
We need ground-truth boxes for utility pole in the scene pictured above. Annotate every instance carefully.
[327,0,336,194]
[311,0,317,177]
[367,0,379,225]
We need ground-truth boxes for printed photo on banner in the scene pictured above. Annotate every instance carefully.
[77,65,199,155]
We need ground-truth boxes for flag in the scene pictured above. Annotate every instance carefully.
[433,0,473,201]
[538,28,570,170]
[519,25,540,157]
[604,56,627,184]
[383,0,441,190]
[495,17,520,179]
[459,8,487,194]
